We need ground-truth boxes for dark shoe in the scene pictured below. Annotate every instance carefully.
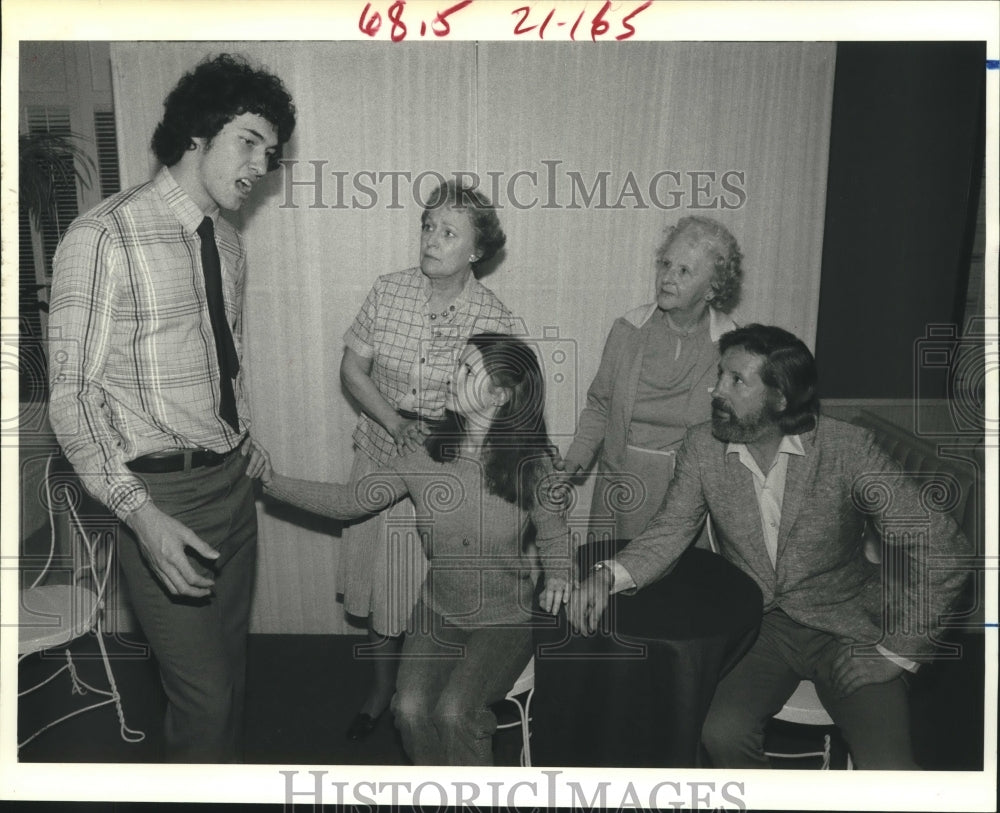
[346,711,383,741]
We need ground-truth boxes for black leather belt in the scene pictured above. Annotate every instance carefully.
[126,446,239,474]
[397,409,445,425]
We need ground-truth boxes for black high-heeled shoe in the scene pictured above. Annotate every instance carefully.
[346,710,384,741]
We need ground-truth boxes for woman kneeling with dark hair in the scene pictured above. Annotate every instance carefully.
[264,334,572,765]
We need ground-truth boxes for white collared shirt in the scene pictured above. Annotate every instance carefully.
[726,434,806,567]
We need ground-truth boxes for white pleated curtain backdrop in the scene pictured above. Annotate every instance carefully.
[111,41,834,633]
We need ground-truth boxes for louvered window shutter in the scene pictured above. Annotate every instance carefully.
[93,109,121,198]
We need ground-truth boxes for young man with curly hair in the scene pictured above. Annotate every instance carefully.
[48,53,296,762]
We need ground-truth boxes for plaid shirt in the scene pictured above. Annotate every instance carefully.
[344,267,518,464]
[47,167,248,520]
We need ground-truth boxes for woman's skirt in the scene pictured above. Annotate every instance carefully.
[337,450,429,637]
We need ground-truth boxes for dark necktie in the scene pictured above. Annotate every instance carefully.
[197,217,240,432]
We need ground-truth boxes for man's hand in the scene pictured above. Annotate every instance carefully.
[830,645,905,697]
[125,503,219,597]
[390,417,429,454]
[241,435,272,481]
[567,570,612,635]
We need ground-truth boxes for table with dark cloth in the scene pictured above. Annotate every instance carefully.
[531,541,763,767]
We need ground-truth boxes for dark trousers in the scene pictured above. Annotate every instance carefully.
[701,609,917,769]
[117,451,257,763]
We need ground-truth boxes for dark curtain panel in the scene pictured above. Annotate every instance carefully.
[815,42,985,399]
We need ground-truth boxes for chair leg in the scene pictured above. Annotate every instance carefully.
[499,689,534,767]
[821,733,831,770]
[18,656,72,698]
[503,694,531,768]
[95,617,145,744]
[66,650,88,695]
[520,688,534,767]
[18,634,145,749]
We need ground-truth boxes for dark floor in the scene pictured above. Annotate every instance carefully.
[15,631,526,766]
[15,627,986,769]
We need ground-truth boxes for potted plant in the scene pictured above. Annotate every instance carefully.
[18,130,95,405]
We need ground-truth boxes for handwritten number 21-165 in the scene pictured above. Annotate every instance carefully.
[359,0,473,42]
[512,1,653,41]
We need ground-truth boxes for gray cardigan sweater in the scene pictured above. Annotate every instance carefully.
[566,304,736,472]
[265,448,571,627]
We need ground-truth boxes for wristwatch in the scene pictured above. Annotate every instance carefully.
[591,561,615,593]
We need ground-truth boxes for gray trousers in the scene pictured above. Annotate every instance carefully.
[701,609,917,769]
[117,451,257,763]
[392,602,533,765]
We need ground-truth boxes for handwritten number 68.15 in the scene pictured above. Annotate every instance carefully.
[359,0,473,42]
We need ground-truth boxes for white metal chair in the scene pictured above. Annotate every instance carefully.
[496,656,535,767]
[492,538,543,767]
[17,453,145,750]
[764,679,853,769]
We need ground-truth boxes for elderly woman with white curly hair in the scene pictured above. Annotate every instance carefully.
[561,215,744,540]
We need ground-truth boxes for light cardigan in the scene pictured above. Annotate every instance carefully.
[265,448,571,627]
[566,304,737,473]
